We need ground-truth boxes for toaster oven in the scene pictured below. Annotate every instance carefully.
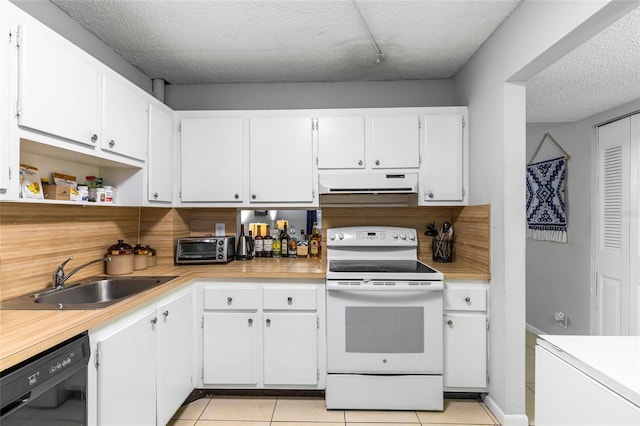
[175,236,236,264]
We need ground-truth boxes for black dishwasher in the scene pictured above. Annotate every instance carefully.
[1,332,90,425]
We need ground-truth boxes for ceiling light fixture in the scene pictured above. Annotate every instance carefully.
[353,1,385,64]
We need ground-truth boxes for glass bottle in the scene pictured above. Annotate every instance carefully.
[288,225,298,258]
[254,225,264,257]
[248,230,254,257]
[280,223,289,258]
[309,222,321,258]
[271,224,281,258]
[263,225,273,257]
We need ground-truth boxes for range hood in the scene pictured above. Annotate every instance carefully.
[318,173,418,195]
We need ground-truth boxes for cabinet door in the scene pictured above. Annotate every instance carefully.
[264,313,318,386]
[371,115,420,169]
[249,117,314,203]
[101,75,148,161]
[181,117,243,202]
[423,115,464,202]
[317,116,365,169]
[96,311,157,426]
[203,312,258,384]
[17,24,100,147]
[157,291,193,426]
[0,3,9,190]
[148,104,174,202]
[443,313,486,389]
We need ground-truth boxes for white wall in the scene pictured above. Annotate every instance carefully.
[10,0,152,94]
[527,99,640,336]
[452,1,639,424]
[165,80,454,110]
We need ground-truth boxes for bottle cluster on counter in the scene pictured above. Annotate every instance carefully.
[239,221,322,260]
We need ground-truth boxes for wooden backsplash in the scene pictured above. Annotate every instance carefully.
[0,203,488,300]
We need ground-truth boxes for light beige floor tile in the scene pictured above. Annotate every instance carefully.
[272,423,344,426]
[417,400,494,424]
[346,423,419,426]
[200,396,276,421]
[172,397,211,420]
[195,421,269,426]
[272,397,345,423]
[345,410,419,423]
[480,402,500,424]
[167,420,197,426]
[526,386,535,425]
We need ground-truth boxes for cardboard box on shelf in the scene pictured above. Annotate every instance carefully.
[43,184,71,201]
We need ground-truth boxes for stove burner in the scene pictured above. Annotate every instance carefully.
[329,260,438,274]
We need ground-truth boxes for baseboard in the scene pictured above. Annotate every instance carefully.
[526,322,546,336]
[484,395,529,426]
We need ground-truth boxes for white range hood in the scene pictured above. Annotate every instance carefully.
[318,173,418,195]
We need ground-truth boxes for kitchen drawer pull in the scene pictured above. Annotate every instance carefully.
[465,297,471,303]
[447,319,453,326]
[287,296,293,305]
[358,160,363,166]
[251,194,257,200]
[248,318,253,326]
[428,192,434,199]
[91,134,98,143]
[266,318,271,326]
[153,192,159,199]
[163,310,169,318]
[227,296,233,305]
[151,317,158,325]
[375,160,380,166]
[234,193,239,199]
[109,139,115,148]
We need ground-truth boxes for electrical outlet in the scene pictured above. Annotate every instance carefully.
[554,311,569,329]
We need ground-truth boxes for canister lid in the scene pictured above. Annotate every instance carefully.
[108,239,133,255]
[145,245,157,256]
[134,244,148,255]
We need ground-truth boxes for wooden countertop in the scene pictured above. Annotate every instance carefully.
[0,258,488,371]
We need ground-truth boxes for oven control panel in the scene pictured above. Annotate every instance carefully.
[327,226,417,246]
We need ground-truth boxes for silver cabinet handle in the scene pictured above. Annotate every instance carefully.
[358,160,363,166]
[447,319,453,326]
[375,160,380,166]
[163,310,169,318]
[109,140,115,148]
[266,318,271,326]
[234,193,239,199]
[227,296,233,305]
[91,134,98,143]
[287,296,293,305]
[252,194,256,200]
[428,192,434,199]
[465,297,471,303]
[153,192,159,199]
[151,317,158,325]
[248,318,253,326]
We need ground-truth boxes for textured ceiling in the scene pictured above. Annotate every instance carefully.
[48,1,640,123]
[49,0,520,84]
[526,7,640,123]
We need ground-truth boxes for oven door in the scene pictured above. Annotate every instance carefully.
[326,281,443,374]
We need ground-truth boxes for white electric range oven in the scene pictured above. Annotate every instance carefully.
[325,226,444,411]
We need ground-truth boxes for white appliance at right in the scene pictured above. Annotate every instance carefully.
[325,226,444,411]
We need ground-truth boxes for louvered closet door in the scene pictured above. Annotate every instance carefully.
[596,117,631,335]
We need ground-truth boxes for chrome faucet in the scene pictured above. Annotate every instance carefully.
[53,257,112,289]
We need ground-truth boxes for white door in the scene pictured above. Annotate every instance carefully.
[148,104,174,202]
[371,115,420,169]
[97,311,157,426]
[443,313,486,388]
[203,312,258,384]
[596,118,631,335]
[632,115,640,335]
[157,291,193,426]
[263,313,318,386]
[317,116,366,169]
[180,117,243,202]
[101,75,148,160]
[0,3,9,191]
[423,114,464,202]
[249,117,314,203]
[17,24,100,147]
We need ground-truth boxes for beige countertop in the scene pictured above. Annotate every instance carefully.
[0,258,488,371]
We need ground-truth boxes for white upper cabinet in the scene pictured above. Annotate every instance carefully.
[317,116,366,169]
[101,75,148,161]
[17,24,100,147]
[249,117,314,204]
[0,1,10,190]
[422,113,466,203]
[180,117,244,203]
[147,104,174,203]
[371,115,420,169]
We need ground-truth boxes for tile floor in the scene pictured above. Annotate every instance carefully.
[168,396,500,426]
[525,330,537,426]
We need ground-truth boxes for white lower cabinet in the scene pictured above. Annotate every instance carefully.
[199,280,325,389]
[443,282,488,391]
[89,287,193,426]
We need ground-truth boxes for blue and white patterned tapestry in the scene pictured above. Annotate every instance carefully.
[526,157,567,243]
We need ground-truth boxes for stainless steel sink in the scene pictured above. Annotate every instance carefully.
[0,276,177,310]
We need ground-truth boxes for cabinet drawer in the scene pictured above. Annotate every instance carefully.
[204,288,258,310]
[444,287,486,311]
[263,288,317,311]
